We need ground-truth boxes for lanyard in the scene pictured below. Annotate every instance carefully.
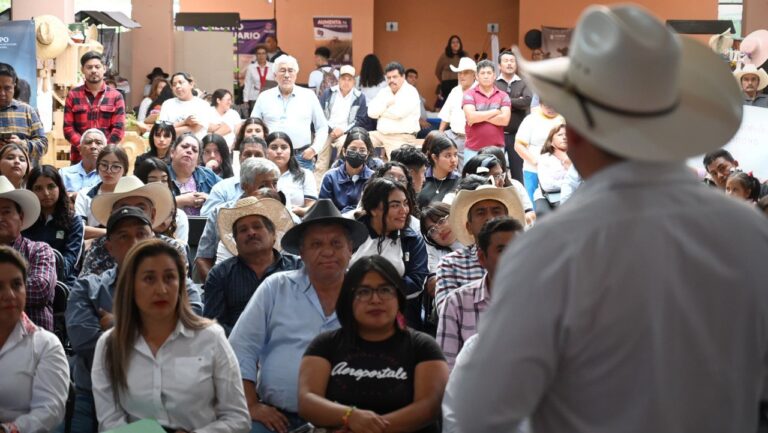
[257,66,269,88]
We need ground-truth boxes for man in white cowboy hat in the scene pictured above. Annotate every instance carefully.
[368,61,421,159]
[202,196,300,335]
[0,176,56,331]
[439,57,477,169]
[434,178,525,312]
[451,5,768,432]
[462,59,511,162]
[66,206,203,433]
[229,199,367,433]
[0,63,48,165]
[734,64,768,107]
[78,175,188,277]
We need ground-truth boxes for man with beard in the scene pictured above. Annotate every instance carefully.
[0,63,47,165]
[63,51,125,164]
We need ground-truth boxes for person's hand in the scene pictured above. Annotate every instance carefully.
[331,127,345,139]
[192,192,208,208]
[175,192,199,208]
[525,211,537,227]
[206,159,220,171]
[347,408,389,433]
[419,118,431,129]
[7,134,23,145]
[208,122,222,133]
[185,115,201,127]
[98,308,114,331]
[426,275,437,298]
[248,402,289,433]
[302,147,317,160]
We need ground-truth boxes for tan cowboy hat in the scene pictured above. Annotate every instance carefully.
[0,176,40,230]
[34,15,69,60]
[217,197,295,255]
[733,64,768,91]
[514,4,743,162]
[741,29,768,67]
[91,176,174,229]
[449,185,525,247]
[709,29,734,55]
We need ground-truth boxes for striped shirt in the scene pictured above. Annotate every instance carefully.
[437,274,489,369]
[434,245,484,312]
[0,99,48,163]
[462,85,511,151]
[63,83,125,163]
[13,236,56,331]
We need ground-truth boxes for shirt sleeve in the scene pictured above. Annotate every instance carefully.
[24,243,56,312]
[73,189,90,218]
[202,263,230,334]
[66,278,103,372]
[61,217,85,280]
[438,90,454,122]
[91,332,129,431]
[436,292,462,369]
[402,233,429,299]
[228,277,275,382]
[411,330,446,364]
[63,93,81,146]
[25,105,48,162]
[435,254,458,313]
[302,169,318,200]
[200,183,227,216]
[461,90,476,108]
[382,86,420,120]
[310,94,329,153]
[196,212,220,260]
[107,93,126,144]
[367,90,391,119]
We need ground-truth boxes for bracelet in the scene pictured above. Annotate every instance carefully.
[341,406,355,427]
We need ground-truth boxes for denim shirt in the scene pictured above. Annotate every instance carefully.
[228,269,340,412]
[169,165,222,196]
[319,165,374,213]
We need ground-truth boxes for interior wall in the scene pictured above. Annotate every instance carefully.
[130,0,174,107]
[173,31,234,95]
[374,0,519,109]
[743,0,768,35]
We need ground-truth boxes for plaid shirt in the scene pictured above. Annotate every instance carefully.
[80,233,189,277]
[0,99,48,163]
[435,245,484,312]
[13,236,56,331]
[63,83,125,162]
[437,274,489,369]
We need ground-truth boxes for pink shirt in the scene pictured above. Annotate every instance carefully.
[462,85,511,151]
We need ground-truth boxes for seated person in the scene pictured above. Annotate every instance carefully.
[201,136,268,216]
[168,133,222,216]
[0,143,30,189]
[367,62,421,160]
[298,256,448,433]
[319,128,375,213]
[418,132,460,208]
[59,128,107,197]
[0,246,69,433]
[91,240,250,432]
[202,196,300,335]
[67,207,203,432]
[134,158,188,245]
[463,153,535,225]
[265,132,317,217]
[391,144,429,194]
[74,146,129,240]
[201,133,235,179]
[133,121,175,171]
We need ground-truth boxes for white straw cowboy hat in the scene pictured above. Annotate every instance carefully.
[34,15,69,60]
[741,29,768,67]
[217,197,295,255]
[91,176,174,229]
[449,185,525,246]
[733,64,768,91]
[514,4,743,162]
[709,29,734,55]
[450,57,478,73]
[0,176,40,230]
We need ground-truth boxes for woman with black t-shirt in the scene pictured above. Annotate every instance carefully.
[298,256,448,433]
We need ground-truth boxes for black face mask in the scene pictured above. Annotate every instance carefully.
[345,150,367,169]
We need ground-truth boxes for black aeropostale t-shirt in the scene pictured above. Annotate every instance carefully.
[304,328,445,433]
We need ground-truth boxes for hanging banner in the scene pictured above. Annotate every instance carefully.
[313,17,352,66]
[0,20,38,107]
[541,26,572,59]
[236,20,276,87]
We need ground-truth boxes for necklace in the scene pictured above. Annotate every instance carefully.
[435,176,447,194]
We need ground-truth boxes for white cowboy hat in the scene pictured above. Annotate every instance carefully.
[217,197,295,255]
[733,64,768,91]
[709,29,734,55]
[450,57,478,73]
[34,15,69,61]
[91,176,174,229]
[513,4,743,162]
[448,185,525,247]
[0,176,40,230]
[741,29,768,67]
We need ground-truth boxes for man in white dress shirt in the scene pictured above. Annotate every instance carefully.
[450,5,768,433]
[439,57,477,170]
[367,62,421,160]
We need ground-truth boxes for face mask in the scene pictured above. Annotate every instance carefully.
[346,150,367,169]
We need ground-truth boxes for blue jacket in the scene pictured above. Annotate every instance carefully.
[169,165,222,196]
[319,86,374,132]
[319,165,374,213]
[22,214,84,284]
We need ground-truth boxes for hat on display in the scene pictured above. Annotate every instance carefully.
[733,64,768,91]
[513,4,742,162]
[708,29,734,55]
[449,185,525,246]
[450,57,478,73]
[146,67,170,80]
[281,199,368,255]
[741,29,768,67]
[91,176,174,229]
[0,176,40,230]
[217,197,295,255]
[34,15,69,60]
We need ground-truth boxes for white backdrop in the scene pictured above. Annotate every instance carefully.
[174,31,234,96]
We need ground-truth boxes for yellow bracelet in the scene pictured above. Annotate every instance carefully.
[341,406,355,427]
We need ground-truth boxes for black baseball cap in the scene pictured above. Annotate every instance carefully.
[106,206,152,234]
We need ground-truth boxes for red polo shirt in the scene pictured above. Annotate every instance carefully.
[462,85,511,151]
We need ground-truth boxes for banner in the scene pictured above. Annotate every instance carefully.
[313,17,352,66]
[0,20,38,107]
[687,105,768,180]
[541,26,572,59]
[236,20,276,87]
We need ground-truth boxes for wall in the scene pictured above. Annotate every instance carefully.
[743,0,768,35]
[12,0,74,22]
[374,0,519,109]
[174,31,234,94]
[179,0,374,85]
[129,0,174,107]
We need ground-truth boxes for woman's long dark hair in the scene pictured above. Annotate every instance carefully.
[423,131,458,168]
[420,202,452,251]
[148,122,176,158]
[266,131,304,183]
[146,84,174,118]
[444,35,466,58]
[236,118,269,152]
[373,161,420,218]
[359,178,410,252]
[26,165,72,230]
[201,134,234,179]
[359,54,384,88]
[335,256,408,341]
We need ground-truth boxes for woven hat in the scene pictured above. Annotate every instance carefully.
[733,64,768,91]
[34,15,69,60]
[91,176,174,229]
[217,197,294,255]
[449,185,525,246]
[0,176,40,230]
[281,199,368,255]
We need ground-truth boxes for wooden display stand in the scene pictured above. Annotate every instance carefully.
[41,111,71,169]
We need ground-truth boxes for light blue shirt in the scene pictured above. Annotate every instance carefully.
[200,176,242,216]
[59,162,100,193]
[250,86,329,153]
[228,269,340,412]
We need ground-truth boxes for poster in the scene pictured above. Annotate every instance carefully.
[0,20,37,107]
[313,17,352,66]
[541,26,572,59]
[236,20,276,87]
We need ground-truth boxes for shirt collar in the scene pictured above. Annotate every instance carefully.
[497,74,522,83]
[170,320,196,339]
[574,161,694,203]
[474,273,491,304]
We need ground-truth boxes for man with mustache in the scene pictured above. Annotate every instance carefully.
[368,62,421,160]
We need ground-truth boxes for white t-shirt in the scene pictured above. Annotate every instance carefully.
[158,97,211,140]
[327,88,355,130]
[308,66,339,90]
[137,97,152,122]
[208,107,242,148]
[277,168,318,207]
[514,109,565,173]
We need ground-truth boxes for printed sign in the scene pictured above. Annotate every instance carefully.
[0,20,38,107]
[313,17,352,66]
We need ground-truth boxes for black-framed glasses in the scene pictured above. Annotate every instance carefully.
[427,216,449,238]
[354,285,397,301]
[98,162,124,173]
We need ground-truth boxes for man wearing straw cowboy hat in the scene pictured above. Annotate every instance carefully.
[229,199,367,433]
[451,4,768,432]
[202,196,300,335]
[733,63,768,107]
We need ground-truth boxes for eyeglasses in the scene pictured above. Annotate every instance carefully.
[98,162,124,173]
[427,216,449,238]
[354,285,397,301]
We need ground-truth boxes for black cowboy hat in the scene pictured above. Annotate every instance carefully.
[146,67,169,80]
[281,199,367,255]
